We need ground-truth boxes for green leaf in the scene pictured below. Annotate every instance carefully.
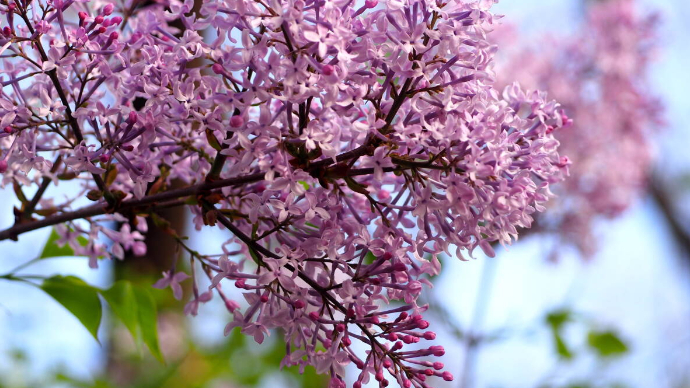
[363,251,377,265]
[205,128,223,151]
[133,285,165,363]
[100,281,139,344]
[40,228,88,258]
[587,330,628,358]
[40,275,102,342]
[546,309,572,330]
[298,180,310,191]
[553,331,574,360]
[545,309,574,359]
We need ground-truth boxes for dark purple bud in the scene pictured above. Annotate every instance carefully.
[293,299,305,309]
[230,115,244,128]
[430,345,445,357]
[102,3,114,15]
[127,111,138,124]
[212,63,224,74]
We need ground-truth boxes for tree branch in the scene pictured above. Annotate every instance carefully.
[0,172,267,241]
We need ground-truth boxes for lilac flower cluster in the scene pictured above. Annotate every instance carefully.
[0,0,569,385]
[493,0,662,257]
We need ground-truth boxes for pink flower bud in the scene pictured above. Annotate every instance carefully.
[365,0,378,8]
[442,371,454,381]
[0,160,7,174]
[98,26,107,34]
[423,331,436,340]
[424,369,433,376]
[110,16,123,25]
[260,294,269,303]
[417,320,429,329]
[3,126,12,134]
[102,3,114,15]
[129,31,142,43]
[430,345,445,357]
[230,115,244,128]
[322,64,334,76]
[212,63,224,74]
[94,15,104,24]
[392,262,406,271]
[293,299,305,309]
[225,299,240,312]
[109,31,119,40]
[133,241,147,256]
[127,111,138,124]
[308,311,320,321]
[433,362,444,370]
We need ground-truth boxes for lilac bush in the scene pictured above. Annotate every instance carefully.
[0,0,570,386]
[493,0,662,258]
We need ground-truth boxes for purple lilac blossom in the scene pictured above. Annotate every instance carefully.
[0,0,570,386]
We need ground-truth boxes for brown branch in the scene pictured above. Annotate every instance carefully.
[650,180,690,258]
[0,172,267,241]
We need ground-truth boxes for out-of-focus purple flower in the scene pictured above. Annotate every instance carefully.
[153,271,190,300]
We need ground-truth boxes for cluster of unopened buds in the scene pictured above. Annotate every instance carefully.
[0,0,570,385]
